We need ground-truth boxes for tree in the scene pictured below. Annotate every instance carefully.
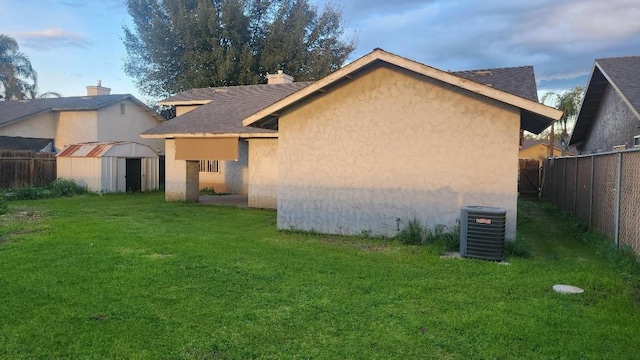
[541,87,585,137]
[541,86,584,156]
[0,34,38,100]
[123,0,356,99]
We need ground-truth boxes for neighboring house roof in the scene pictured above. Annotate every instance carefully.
[142,82,311,138]
[453,66,539,102]
[244,49,561,132]
[0,94,160,129]
[520,138,575,155]
[57,141,156,158]
[0,135,54,152]
[569,56,640,146]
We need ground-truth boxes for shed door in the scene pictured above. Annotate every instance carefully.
[126,158,142,192]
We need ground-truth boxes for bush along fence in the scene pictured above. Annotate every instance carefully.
[0,150,56,188]
[543,149,640,255]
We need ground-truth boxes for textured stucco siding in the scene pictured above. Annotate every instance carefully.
[57,111,98,149]
[164,139,199,201]
[97,101,165,155]
[277,67,520,239]
[198,140,248,194]
[0,112,57,139]
[248,138,278,209]
[176,105,200,117]
[581,85,640,153]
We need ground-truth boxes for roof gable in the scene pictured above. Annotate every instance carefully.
[0,94,159,129]
[242,49,561,133]
[569,56,640,146]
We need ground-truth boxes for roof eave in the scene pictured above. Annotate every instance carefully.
[140,132,278,139]
[157,100,213,106]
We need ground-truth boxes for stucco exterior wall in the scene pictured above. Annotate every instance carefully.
[248,138,278,209]
[198,140,248,194]
[277,67,520,239]
[57,111,98,149]
[0,112,57,139]
[176,105,200,117]
[581,85,640,153]
[97,101,165,155]
[164,139,199,201]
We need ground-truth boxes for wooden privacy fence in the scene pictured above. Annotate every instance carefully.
[518,159,541,199]
[0,150,56,188]
[543,150,640,255]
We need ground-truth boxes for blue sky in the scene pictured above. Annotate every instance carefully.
[2,0,639,104]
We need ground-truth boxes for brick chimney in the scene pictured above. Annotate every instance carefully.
[267,70,294,84]
[86,80,111,96]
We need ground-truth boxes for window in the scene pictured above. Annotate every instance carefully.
[120,103,126,114]
[199,160,219,173]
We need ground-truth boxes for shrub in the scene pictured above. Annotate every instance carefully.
[50,178,88,197]
[396,219,460,250]
[436,224,460,252]
[13,186,50,200]
[397,218,425,245]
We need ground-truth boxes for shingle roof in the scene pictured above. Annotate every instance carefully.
[143,82,311,136]
[0,135,54,151]
[0,94,135,128]
[147,65,543,136]
[453,66,539,102]
[597,56,640,114]
[569,55,640,146]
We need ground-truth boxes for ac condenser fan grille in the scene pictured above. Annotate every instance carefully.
[460,206,506,261]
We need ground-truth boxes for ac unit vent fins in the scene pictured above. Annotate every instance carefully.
[460,206,506,261]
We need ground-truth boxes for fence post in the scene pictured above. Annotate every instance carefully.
[562,158,567,210]
[614,153,622,248]
[589,155,594,228]
[573,157,578,215]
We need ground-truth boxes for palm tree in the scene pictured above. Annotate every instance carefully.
[541,87,585,137]
[541,86,584,156]
[0,34,38,100]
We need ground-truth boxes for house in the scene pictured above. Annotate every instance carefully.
[0,135,54,152]
[57,141,159,193]
[569,56,640,153]
[0,81,165,156]
[519,138,574,164]
[142,72,311,203]
[145,49,561,239]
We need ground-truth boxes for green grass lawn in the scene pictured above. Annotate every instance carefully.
[0,192,638,359]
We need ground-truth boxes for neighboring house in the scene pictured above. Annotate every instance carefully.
[142,72,311,202]
[0,135,54,152]
[146,49,561,240]
[57,141,159,193]
[0,82,165,155]
[519,139,574,164]
[569,56,640,154]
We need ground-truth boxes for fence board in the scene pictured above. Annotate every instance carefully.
[0,150,56,188]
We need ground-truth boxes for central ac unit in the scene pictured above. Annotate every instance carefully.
[460,206,506,261]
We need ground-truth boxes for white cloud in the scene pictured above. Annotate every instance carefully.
[12,28,92,51]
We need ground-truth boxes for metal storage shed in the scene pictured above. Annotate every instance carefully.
[57,141,159,193]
